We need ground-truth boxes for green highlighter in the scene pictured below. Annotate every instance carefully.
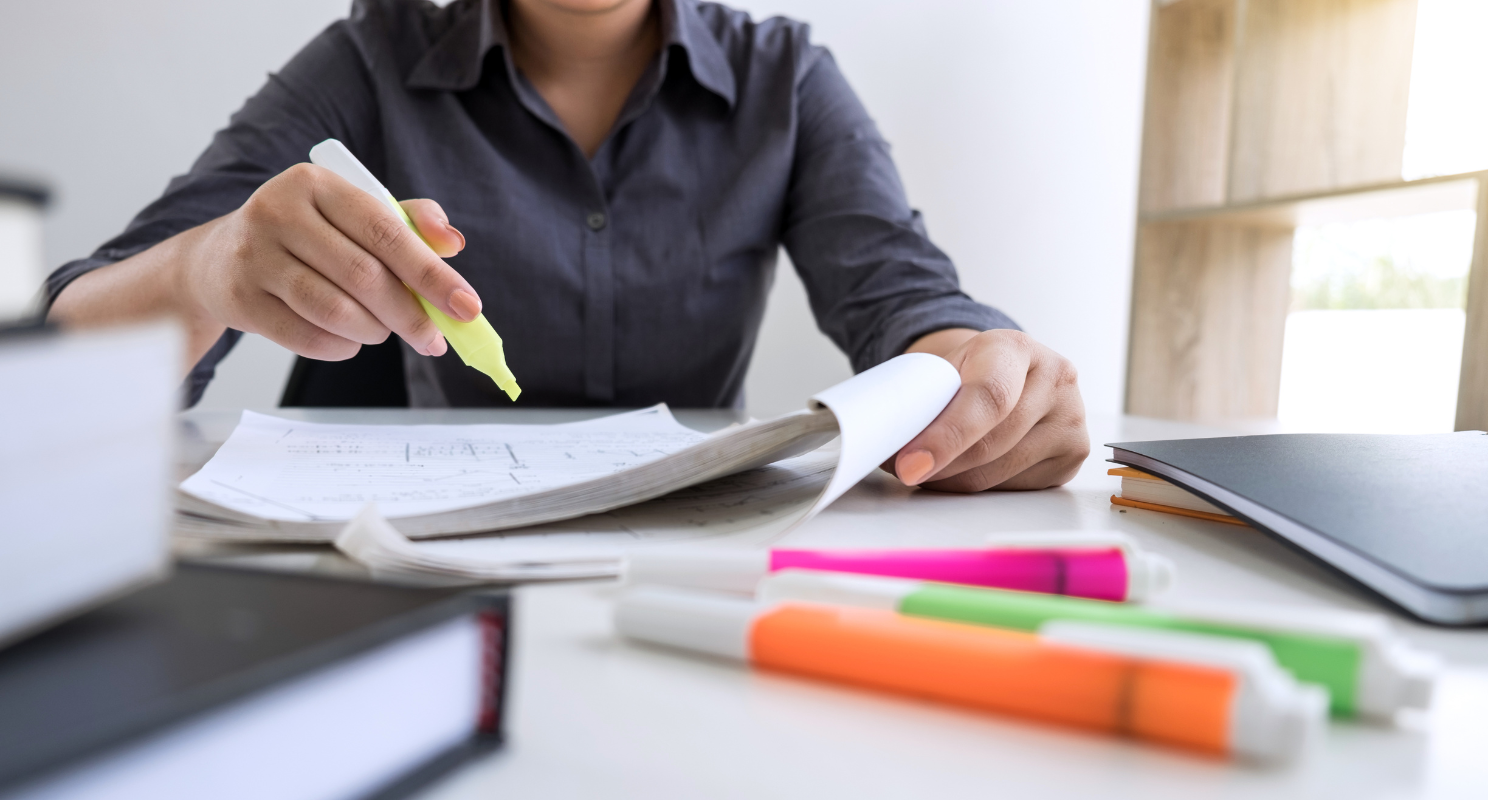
[308,139,520,401]
[758,569,1438,720]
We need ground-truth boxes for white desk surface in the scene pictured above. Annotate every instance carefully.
[177,409,1488,800]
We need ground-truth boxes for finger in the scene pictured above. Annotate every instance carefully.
[235,289,362,361]
[924,370,1056,482]
[262,254,390,346]
[894,339,1032,485]
[279,214,449,357]
[309,169,482,323]
[400,199,465,259]
[932,453,1084,493]
[994,453,1087,491]
[921,413,1088,493]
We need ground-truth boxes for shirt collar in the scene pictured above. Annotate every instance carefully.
[406,0,736,108]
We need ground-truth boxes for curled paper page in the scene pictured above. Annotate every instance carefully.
[336,503,616,581]
[805,352,961,515]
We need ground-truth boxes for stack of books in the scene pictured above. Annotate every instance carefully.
[0,324,510,799]
[0,566,508,799]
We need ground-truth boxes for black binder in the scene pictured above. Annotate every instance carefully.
[1108,431,1488,626]
[0,565,508,798]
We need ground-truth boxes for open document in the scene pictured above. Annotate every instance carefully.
[176,354,964,557]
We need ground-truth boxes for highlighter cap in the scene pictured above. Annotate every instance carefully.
[984,530,1176,601]
[614,586,758,660]
[622,550,771,595]
[309,139,396,207]
[1041,621,1327,764]
[1359,640,1439,718]
[758,570,916,610]
[1160,600,1441,719]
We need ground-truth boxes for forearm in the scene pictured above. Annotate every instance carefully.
[48,220,227,373]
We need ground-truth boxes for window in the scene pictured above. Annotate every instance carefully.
[1277,210,1473,433]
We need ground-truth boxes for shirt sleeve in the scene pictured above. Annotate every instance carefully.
[780,48,1018,374]
[43,21,380,407]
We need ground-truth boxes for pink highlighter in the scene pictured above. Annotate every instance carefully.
[624,532,1174,602]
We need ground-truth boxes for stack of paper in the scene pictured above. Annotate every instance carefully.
[177,354,966,580]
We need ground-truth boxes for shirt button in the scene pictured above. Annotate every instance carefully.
[586,211,607,231]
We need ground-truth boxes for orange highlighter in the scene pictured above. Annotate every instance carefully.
[616,587,1326,763]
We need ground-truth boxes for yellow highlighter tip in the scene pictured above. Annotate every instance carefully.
[487,370,521,402]
[412,295,521,402]
[469,350,521,402]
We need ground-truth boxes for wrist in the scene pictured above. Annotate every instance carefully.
[167,220,236,357]
[905,328,981,359]
[163,219,216,325]
[46,219,231,374]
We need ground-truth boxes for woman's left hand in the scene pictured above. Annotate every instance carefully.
[891,328,1090,492]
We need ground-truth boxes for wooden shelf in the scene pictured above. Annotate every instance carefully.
[1461,186,1488,431]
[1225,0,1418,204]
[1138,0,1235,213]
[1129,221,1293,420]
[1128,0,1488,431]
[1140,171,1483,227]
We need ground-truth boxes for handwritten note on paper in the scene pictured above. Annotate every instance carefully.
[179,407,708,522]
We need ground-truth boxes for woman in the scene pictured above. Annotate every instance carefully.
[46,0,1088,492]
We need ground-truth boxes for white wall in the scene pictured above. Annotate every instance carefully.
[0,0,350,407]
[0,0,1149,415]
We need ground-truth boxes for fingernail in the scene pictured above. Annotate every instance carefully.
[898,449,935,485]
[449,288,481,322]
[446,222,466,251]
[428,333,448,357]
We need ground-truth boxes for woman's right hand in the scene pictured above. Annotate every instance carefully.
[182,163,477,359]
[51,162,478,369]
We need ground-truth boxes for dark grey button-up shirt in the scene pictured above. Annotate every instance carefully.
[47,0,1015,408]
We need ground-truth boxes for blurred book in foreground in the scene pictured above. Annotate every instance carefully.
[1108,467,1249,527]
[0,566,507,800]
[0,321,180,647]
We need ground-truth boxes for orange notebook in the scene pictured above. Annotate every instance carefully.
[1108,467,1250,527]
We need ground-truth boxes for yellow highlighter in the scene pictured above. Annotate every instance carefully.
[308,139,520,401]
